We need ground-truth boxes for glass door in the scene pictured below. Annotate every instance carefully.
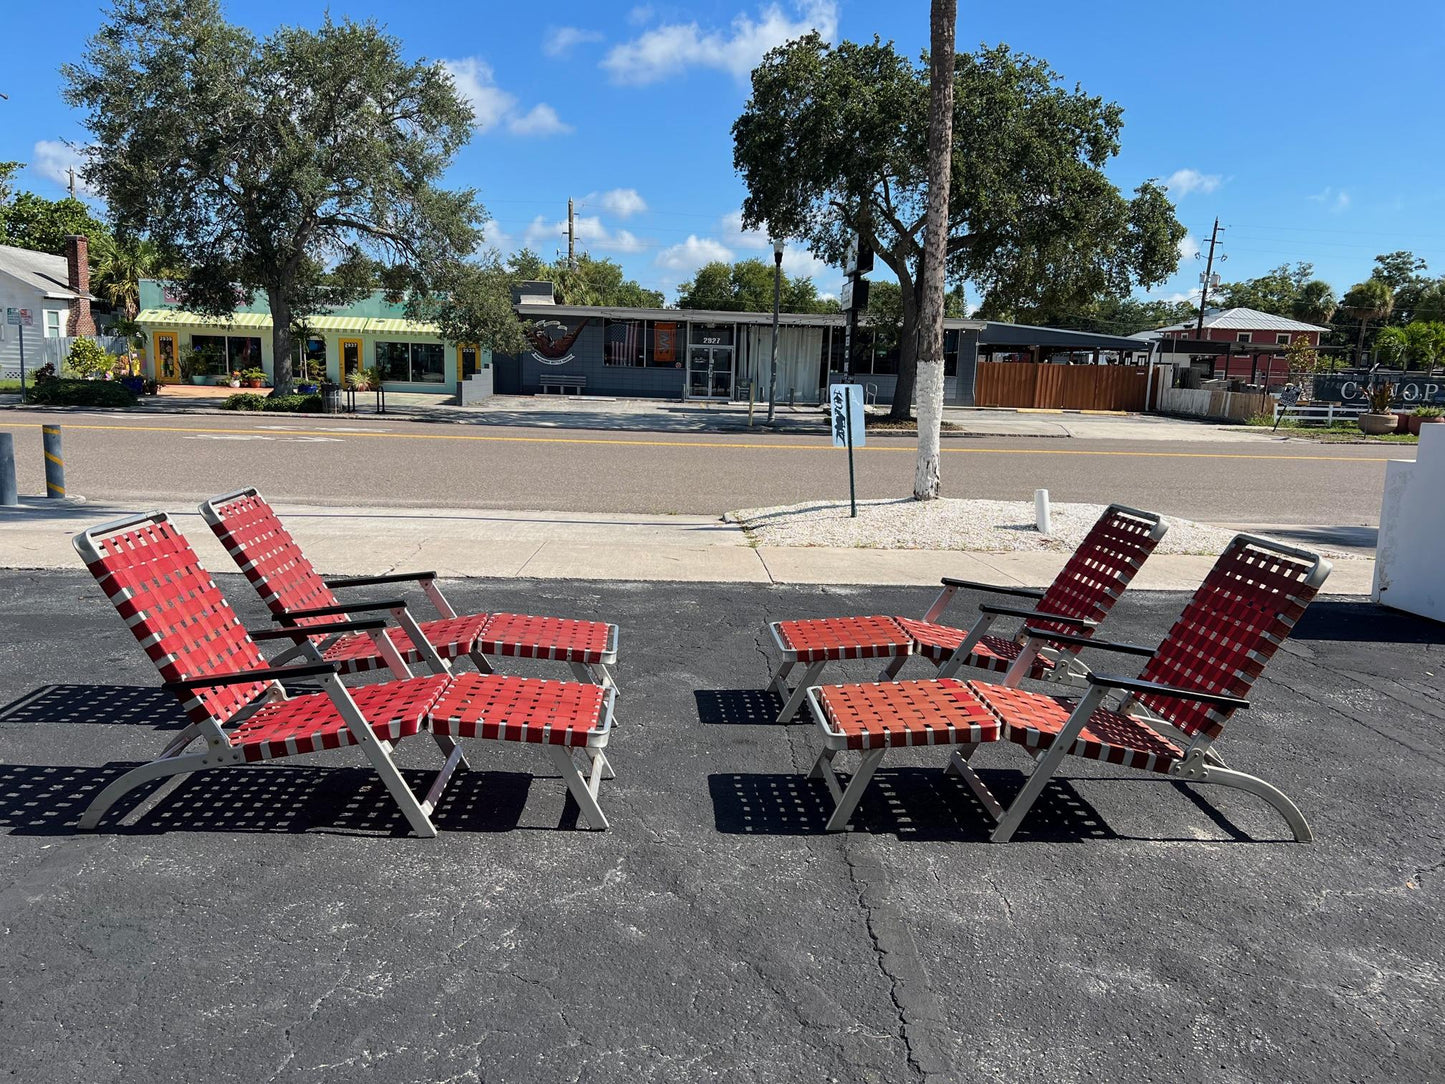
[340,339,362,381]
[153,332,179,384]
[686,346,734,399]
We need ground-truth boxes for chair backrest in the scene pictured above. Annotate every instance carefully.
[1030,505,1168,639]
[73,512,270,727]
[200,489,341,627]
[1137,535,1331,742]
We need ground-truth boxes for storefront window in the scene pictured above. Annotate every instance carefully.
[375,340,445,383]
[227,336,263,373]
[944,329,959,377]
[690,323,735,348]
[190,335,227,374]
[649,321,681,368]
[604,319,645,366]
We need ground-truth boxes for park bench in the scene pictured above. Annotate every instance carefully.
[766,505,1167,723]
[72,511,617,834]
[539,373,586,395]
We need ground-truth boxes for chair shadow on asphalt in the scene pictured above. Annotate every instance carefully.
[0,762,540,837]
[0,685,190,729]
[710,768,1274,843]
[694,689,787,726]
[1291,601,1444,645]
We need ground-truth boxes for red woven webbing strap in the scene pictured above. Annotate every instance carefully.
[1032,506,1163,642]
[816,678,1000,750]
[1138,538,1322,740]
[206,493,339,626]
[429,672,609,747]
[85,519,269,727]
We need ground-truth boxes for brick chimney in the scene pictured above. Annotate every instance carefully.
[65,234,96,337]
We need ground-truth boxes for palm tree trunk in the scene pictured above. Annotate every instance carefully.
[913,0,957,501]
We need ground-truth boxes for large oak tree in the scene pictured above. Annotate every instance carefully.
[733,36,1185,419]
[64,0,486,392]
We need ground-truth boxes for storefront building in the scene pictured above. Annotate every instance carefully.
[134,280,488,391]
[502,292,989,405]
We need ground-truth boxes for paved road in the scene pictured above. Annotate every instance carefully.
[1,574,1440,1083]
[0,409,1405,525]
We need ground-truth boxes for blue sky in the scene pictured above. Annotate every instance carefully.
[4,0,1444,309]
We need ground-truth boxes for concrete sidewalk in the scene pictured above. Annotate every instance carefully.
[0,498,1379,593]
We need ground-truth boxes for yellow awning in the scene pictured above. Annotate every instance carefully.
[136,308,273,329]
[365,317,440,335]
[298,315,372,332]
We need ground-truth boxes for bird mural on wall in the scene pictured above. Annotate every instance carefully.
[524,319,588,364]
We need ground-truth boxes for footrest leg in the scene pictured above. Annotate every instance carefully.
[546,744,609,830]
[825,747,887,832]
[775,660,826,724]
[945,745,1003,821]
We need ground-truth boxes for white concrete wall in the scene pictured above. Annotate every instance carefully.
[1373,424,1445,622]
[1155,385,1270,421]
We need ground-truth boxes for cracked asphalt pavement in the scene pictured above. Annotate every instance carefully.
[0,572,1441,1083]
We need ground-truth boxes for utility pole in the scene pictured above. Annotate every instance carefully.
[567,197,576,270]
[1195,216,1224,334]
[67,167,76,198]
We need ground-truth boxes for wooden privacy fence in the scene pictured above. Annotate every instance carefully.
[974,362,1151,411]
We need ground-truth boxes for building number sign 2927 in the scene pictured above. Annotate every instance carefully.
[699,335,725,345]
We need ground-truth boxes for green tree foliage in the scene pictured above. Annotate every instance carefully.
[1340,278,1394,363]
[1371,250,1427,293]
[1020,295,1195,335]
[674,259,837,313]
[406,255,533,356]
[1371,252,1434,325]
[1283,334,1328,384]
[548,254,664,308]
[1292,279,1337,326]
[1214,262,1316,317]
[64,0,485,392]
[65,337,114,378]
[732,36,1183,418]
[0,190,109,255]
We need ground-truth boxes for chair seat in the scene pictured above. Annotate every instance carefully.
[228,675,449,763]
[773,616,913,663]
[319,615,493,673]
[967,681,1184,774]
[477,613,617,664]
[814,678,1002,751]
[429,672,611,748]
[894,617,1058,676]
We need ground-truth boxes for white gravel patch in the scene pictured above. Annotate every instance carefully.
[728,498,1272,556]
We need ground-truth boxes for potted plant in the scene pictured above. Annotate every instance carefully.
[347,366,379,392]
[240,367,267,389]
[296,357,322,394]
[1408,405,1444,436]
[227,371,242,388]
[1357,382,1397,435]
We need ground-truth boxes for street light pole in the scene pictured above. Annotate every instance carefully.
[768,238,783,423]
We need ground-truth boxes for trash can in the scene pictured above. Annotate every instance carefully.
[320,382,342,415]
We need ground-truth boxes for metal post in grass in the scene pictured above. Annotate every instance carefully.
[42,425,65,498]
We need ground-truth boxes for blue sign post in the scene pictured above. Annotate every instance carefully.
[830,382,865,518]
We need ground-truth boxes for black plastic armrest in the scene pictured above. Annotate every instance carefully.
[1022,626,1156,656]
[941,577,1045,599]
[1086,672,1249,711]
[162,661,340,693]
[251,618,388,641]
[324,571,436,589]
[978,603,1096,628]
[273,598,408,622]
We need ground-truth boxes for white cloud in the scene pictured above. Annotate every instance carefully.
[629,5,655,24]
[523,213,645,254]
[31,140,98,197]
[442,58,571,138]
[601,1,838,86]
[587,188,648,218]
[543,26,604,58]
[1164,168,1222,198]
[655,235,735,272]
[478,218,513,254]
[1307,186,1350,213]
[1178,231,1201,261]
[508,104,573,136]
[717,211,829,276]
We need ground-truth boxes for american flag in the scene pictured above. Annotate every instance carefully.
[605,321,638,365]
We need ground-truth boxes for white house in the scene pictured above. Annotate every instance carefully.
[0,237,98,379]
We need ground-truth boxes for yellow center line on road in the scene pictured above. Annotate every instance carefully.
[2,420,1403,463]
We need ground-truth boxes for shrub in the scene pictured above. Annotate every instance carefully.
[27,379,137,407]
[1414,405,1444,419]
[33,362,58,384]
[221,393,268,411]
[261,393,322,412]
[66,337,115,379]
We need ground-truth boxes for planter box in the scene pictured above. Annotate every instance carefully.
[1357,413,1397,435]
[1408,415,1444,437]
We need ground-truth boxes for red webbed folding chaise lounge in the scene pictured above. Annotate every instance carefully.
[73,512,617,835]
[807,534,1329,838]
[767,504,1167,723]
[200,489,618,689]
